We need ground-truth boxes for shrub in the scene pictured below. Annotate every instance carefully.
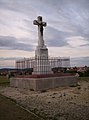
[78,69,89,77]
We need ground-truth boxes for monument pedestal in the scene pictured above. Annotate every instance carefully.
[33,46,52,74]
[10,76,78,91]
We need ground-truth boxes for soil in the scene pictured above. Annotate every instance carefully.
[0,94,41,120]
[0,77,89,120]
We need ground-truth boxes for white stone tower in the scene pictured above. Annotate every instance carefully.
[33,16,52,74]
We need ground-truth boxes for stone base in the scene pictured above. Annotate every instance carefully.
[10,76,78,91]
[33,46,52,74]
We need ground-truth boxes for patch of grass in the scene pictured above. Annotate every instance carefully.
[78,77,89,82]
[0,75,10,86]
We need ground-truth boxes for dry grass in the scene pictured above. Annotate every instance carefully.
[0,76,10,86]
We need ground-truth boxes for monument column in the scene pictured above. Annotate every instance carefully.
[33,16,52,74]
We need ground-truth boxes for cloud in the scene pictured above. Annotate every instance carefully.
[0,56,35,61]
[66,36,89,47]
[0,0,89,42]
[0,36,34,51]
[0,57,23,61]
[71,56,89,67]
[0,0,89,68]
[0,60,15,68]
[45,26,70,47]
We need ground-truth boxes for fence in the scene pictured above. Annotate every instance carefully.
[16,57,70,74]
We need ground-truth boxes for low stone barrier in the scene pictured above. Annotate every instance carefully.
[10,76,78,91]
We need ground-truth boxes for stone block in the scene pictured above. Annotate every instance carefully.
[10,76,78,91]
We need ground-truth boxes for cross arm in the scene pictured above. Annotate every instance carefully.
[42,22,47,27]
[33,20,39,25]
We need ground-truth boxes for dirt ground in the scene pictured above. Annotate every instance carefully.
[0,94,41,120]
[0,77,89,120]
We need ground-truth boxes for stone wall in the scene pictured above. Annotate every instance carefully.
[10,76,78,91]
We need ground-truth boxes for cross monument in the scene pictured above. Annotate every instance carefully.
[33,16,51,74]
[33,16,47,48]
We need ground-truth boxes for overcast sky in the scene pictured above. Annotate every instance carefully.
[0,0,89,68]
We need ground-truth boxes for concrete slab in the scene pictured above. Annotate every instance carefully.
[10,76,78,91]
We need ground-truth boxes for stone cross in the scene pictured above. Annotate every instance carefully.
[33,16,47,47]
